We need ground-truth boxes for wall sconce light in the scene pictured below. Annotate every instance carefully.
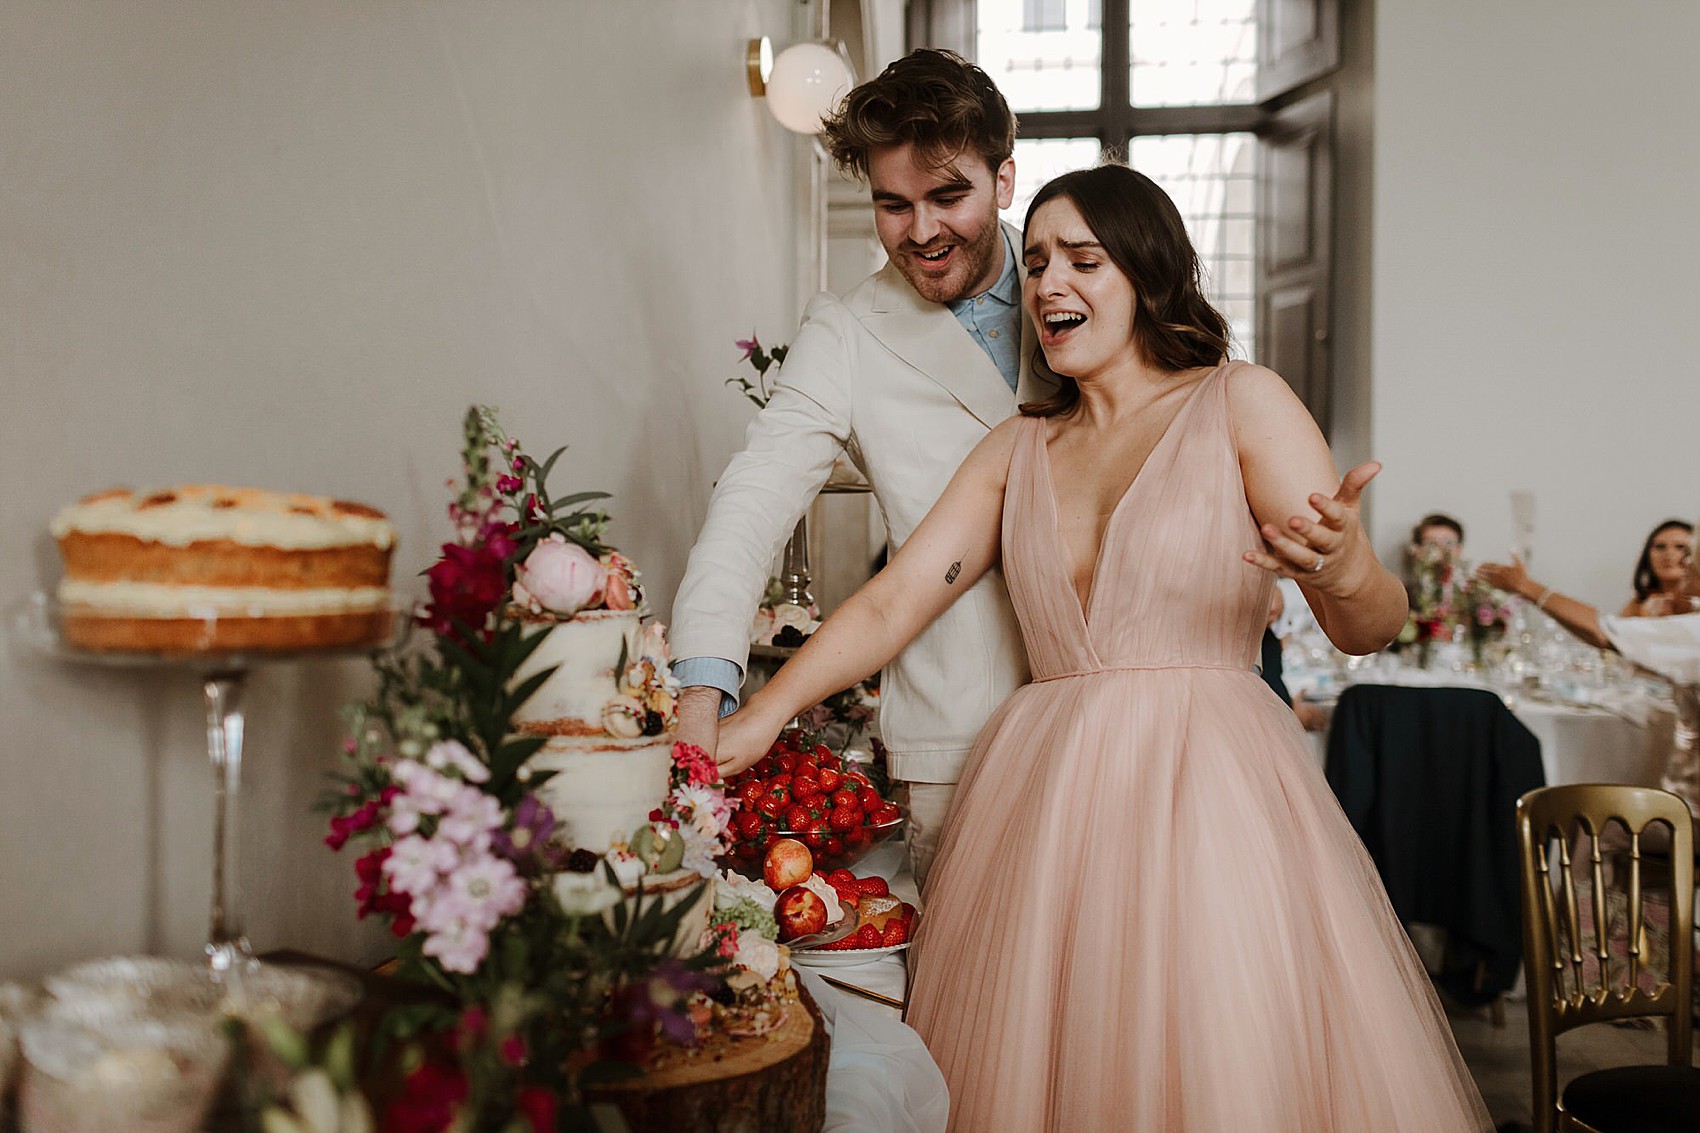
[746,36,854,135]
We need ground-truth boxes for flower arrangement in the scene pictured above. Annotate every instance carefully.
[314,407,738,1132]
[1400,542,1513,658]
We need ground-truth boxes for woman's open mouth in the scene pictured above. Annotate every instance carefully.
[1040,311,1086,346]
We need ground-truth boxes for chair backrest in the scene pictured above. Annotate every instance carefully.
[1517,783,1695,1133]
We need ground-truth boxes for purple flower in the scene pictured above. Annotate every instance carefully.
[493,794,565,874]
[618,960,722,1047]
[734,334,760,361]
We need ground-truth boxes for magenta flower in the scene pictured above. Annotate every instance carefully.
[735,333,760,361]
[421,540,509,641]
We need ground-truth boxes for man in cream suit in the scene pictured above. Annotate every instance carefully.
[672,50,1050,890]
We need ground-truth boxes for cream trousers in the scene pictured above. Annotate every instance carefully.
[897,780,958,896]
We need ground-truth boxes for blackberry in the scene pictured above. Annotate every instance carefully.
[642,710,665,736]
[565,849,600,874]
[774,624,807,648]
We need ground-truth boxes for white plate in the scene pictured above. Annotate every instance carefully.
[790,941,909,968]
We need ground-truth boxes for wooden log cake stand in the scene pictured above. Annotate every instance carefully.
[582,982,830,1133]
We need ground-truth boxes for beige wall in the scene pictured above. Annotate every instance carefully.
[0,0,803,978]
[1367,0,1700,599]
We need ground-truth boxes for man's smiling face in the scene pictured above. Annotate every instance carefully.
[868,142,1015,304]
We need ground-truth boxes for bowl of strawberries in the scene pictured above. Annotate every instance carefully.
[721,733,905,875]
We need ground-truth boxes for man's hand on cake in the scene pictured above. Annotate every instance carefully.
[675,686,723,763]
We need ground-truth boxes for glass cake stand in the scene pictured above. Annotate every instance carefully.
[6,591,412,980]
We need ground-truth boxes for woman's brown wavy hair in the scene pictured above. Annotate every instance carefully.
[821,49,1016,179]
[1019,164,1230,418]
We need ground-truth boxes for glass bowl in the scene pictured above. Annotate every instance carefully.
[18,1010,230,1133]
[720,806,905,875]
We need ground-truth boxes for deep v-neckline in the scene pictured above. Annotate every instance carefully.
[1036,367,1218,630]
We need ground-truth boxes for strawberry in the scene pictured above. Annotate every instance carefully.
[776,752,797,772]
[736,780,765,805]
[832,884,860,910]
[855,924,883,949]
[823,836,844,857]
[899,902,916,923]
[881,919,909,946]
[826,868,857,889]
[829,788,861,812]
[854,876,889,898]
[754,794,786,821]
[870,803,902,827]
[859,787,884,812]
[783,805,812,831]
[828,806,860,833]
[815,767,843,793]
[734,811,762,839]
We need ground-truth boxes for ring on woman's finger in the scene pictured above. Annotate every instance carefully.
[1311,554,1326,573]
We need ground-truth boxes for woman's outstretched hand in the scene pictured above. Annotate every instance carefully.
[1474,555,1531,596]
[1244,461,1382,594]
[715,706,780,777]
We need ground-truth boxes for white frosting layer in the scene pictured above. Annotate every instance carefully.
[58,580,389,617]
[509,609,640,729]
[51,488,395,550]
[529,735,674,852]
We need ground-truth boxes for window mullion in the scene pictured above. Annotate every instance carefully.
[1100,0,1133,146]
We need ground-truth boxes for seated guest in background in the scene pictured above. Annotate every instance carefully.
[1620,518,1698,617]
[1412,512,1465,556]
[1476,550,1700,828]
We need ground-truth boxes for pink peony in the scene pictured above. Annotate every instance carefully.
[513,535,604,615]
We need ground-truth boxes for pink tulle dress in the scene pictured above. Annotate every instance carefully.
[905,363,1493,1131]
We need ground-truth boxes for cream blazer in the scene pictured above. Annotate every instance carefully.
[672,222,1054,783]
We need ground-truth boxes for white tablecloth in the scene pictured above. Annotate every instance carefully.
[1298,668,1672,788]
[798,839,944,1133]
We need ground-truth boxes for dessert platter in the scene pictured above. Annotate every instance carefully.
[6,414,934,1129]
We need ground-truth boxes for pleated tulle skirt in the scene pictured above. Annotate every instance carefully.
[905,668,1493,1132]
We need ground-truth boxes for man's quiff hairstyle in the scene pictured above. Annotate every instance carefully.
[821,49,1017,179]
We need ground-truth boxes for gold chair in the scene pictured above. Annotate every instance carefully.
[1517,783,1700,1133]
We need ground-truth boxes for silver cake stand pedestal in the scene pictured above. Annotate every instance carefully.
[6,591,410,979]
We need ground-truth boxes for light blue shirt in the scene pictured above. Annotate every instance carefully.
[675,231,1020,714]
[946,227,1022,393]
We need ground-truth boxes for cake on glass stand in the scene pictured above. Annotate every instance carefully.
[6,590,410,981]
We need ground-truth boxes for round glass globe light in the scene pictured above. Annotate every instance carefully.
[766,42,853,134]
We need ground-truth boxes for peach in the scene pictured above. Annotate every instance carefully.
[763,837,814,891]
[774,884,828,941]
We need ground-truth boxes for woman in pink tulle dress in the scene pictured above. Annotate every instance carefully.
[717,164,1492,1131]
